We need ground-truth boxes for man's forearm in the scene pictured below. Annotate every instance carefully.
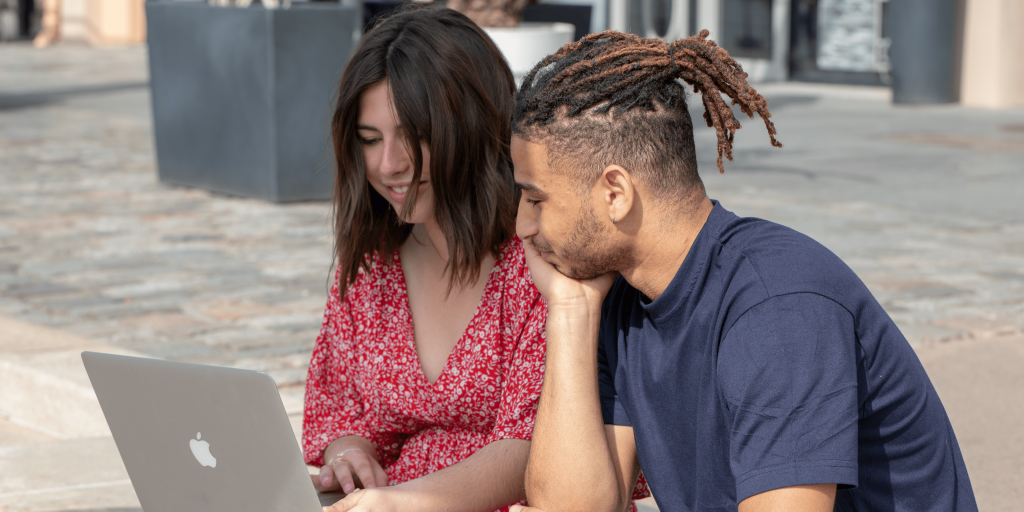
[394,438,530,512]
[525,304,626,512]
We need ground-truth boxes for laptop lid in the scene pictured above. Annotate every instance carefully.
[82,351,324,512]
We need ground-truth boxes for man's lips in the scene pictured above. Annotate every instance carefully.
[529,237,554,253]
[531,240,556,262]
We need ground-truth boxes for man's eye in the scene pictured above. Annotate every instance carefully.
[525,198,540,207]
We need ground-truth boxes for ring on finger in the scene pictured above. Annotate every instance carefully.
[326,448,362,467]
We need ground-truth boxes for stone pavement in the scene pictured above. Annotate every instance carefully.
[0,42,1022,511]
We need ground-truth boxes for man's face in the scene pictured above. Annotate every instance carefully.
[512,136,624,280]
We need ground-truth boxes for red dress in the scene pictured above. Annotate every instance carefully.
[303,238,547,480]
[303,237,649,508]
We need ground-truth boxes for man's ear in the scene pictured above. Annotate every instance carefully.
[595,164,635,226]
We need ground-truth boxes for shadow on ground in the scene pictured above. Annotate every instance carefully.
[0,82,148,111]
[61,509,141,512]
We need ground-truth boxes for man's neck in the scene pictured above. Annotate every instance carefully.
[620,197,714,302]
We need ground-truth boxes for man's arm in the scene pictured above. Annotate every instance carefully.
[524,300,640,512]
[498,238,638,512]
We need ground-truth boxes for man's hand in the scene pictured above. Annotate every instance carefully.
[314,436,388,494]
[521,240,617,310]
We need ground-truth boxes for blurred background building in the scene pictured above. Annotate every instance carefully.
[0,0,1020,105]
[0,0,144,44]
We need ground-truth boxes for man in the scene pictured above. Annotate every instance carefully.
[509,30,977,512]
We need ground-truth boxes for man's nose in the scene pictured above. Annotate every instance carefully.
[379,138,411,178]
[516,196,537,241]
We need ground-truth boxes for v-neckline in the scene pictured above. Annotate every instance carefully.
[393,249,500,388]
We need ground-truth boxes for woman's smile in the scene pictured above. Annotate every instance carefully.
[385,180,429,204]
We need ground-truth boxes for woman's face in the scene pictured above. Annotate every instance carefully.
[358,80,434,224]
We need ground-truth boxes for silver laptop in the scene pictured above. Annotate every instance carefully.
[82,351,346,512]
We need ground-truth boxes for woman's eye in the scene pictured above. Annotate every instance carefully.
[358,137,380,146]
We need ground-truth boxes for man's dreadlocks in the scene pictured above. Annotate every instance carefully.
[513,30,781,197]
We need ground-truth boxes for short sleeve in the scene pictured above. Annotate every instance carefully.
[485,270,548,444]
[601,335,653,501]
[301,267,401,467]
[599,286,631,427]
[718,293,860,502]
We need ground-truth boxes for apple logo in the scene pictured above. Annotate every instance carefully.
[189,432,217,468]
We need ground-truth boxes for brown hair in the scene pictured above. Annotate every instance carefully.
[331,5,518,293]
[512,30,781,200]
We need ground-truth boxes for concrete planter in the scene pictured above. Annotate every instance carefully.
[145,2,359,202]
[484,21,575,84]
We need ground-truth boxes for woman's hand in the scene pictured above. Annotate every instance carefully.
[314,436,389,494]
[521,239,618,311]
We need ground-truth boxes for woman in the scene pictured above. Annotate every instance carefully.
[303,6,547,512]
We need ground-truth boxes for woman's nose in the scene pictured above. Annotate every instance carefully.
[379,138,411,178]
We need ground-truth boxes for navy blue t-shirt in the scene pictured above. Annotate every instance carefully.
[599,201,976,511]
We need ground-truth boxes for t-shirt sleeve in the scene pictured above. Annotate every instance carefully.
[598,333,631,426]
[599,286,631,426]
[301,267,401,467]
[718,292,860,502]
[485,283,548,444]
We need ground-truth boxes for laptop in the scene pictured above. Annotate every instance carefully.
[82,351,347,512]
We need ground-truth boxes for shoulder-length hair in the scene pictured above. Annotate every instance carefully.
[331,5,518,293]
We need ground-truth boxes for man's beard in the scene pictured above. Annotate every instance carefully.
[541,203,632,281]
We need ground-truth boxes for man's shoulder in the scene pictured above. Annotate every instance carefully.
[712,214,863,302]
[715,215,835,273]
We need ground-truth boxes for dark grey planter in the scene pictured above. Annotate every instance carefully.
[887,0,961,105]
[145,2,359,202]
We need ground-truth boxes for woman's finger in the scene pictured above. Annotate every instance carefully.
[311,473,327,492]
[345,451,379,489]
[334,460,358,494]
[372,462,389,488]
[318,464,337,490]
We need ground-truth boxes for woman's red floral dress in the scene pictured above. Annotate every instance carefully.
[303,237,649,509]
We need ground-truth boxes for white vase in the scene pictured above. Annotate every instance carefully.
[484,22,576,85]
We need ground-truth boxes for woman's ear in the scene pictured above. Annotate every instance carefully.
[595,164,635,226]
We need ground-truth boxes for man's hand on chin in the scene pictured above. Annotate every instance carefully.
[521,240,617,311]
